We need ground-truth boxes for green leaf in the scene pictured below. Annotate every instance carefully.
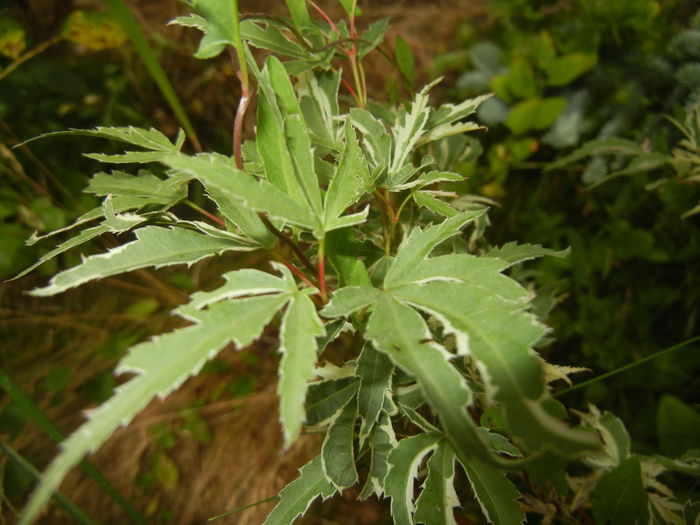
[326,228,372,287]
[506,58,537,99]
[486,241,569,268]
[461,458,525,525]
[263,455,336,525]
[387,82,436,185]
[324,120,371,227]
[322,285,381,317]
[385,433,440,525]
[179,0,240,58]
[278,291,325,448]
[11,224,109,281]
[284,0,312,31]
[350,108,391,178]
[321,401,358,489]
[359,411,397,499]
[31,226,255,296]
[357,345,394,440]
[592,457,646,525]
[392,282,600,455]
[506,97,566,134]
[305,377,359,426]
[19,294,287,525]
[657,395,700,457]
[384,210,485,289]
[86,171,185,201]
[412,191,458,217]
[358,18,389,59]
[546,138,644,172]
[24,126,183,157]
[240,19,307,59]
[398,254,527,302]
[414,440,459,525]
[543,53,597,87]
[186,268,291,310]
[395,36,415,90]
[163,152,320,230]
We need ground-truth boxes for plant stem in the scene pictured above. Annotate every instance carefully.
[270,248,317,289]
[183,199,226,227]
[229,0,250,166]
[0,35,62,83]
[258,213,316,276]
[555,334,700,397]
[318,237,328,302]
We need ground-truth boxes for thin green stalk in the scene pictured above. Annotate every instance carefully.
[0,369,147,524]
[0,442,97,525]
[318,237,328,302]
[208,495,279,521]
[101,0,202,152]
[555,334,700,397]
[0,35,62,83]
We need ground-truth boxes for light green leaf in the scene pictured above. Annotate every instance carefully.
[256,82,309,208]
[357,345,394,441]
[350,107,391,178]
[399,254,527,303]
[657,395,700,458]
[360,411,397,500]
[358,18,389,59]
[321,285,381,317]
[392,281,600,455]
[321,401,358,489]
[212,193,276,248]
[461,458,525,525]
[395,36,415,89]
[19,294,287,525]
[414,440,459,525]
[326,228,372,288]
[546,138,643,172]
[23,126,182,152]
[162,152,319,230]
[384,210,485,289]
[506,58,537,99]
[11,224,109,281]
[394,170,464,191]
[324,206,369,232]
[544,53,597,87]
[412,191,458,217]
[181,0,240,58]
[31,226,254,297]
[324,120,371,226]
[366,294,515,468]
[86,171,185,201]
[399,403,440,433]
[387,81,436,185]
[297,70,342,150]
[263,455,336,525]
[592,456,646,525]
[284,0,312,31]
[305,377,359,426]
[278,292,325,448]
[486,241,569,268]
[385,433,440,525]
[240,19,307,58]
[186,268,291,310]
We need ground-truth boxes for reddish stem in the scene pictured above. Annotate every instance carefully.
[340,77,359,99]
[282,260,316,289]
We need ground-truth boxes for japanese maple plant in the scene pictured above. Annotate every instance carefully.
[19,1,691,524]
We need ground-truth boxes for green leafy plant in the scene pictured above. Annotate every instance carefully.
[14,1,700,524]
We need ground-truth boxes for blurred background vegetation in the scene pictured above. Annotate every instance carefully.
[1,0,699,523]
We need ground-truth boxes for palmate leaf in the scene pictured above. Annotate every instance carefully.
[19,294,288,525]
[385,433,440,525]
[414,440,460,525]
[278,290,325,448]
[305,377,359,426]
[85,171,186,201]
[391,281,599,455]
[486,241,569,267]
[31,226,256,296]
[263,455,335,525]
[170,0,242,59]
